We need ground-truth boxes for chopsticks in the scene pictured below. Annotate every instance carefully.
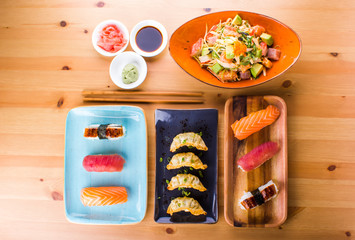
[82,90,205,104]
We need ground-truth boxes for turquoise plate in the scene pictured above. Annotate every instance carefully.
[64,106,147,224]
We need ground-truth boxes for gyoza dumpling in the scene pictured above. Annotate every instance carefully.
[167,174,207,192]
[170,132,208,152]
[166,152,207,170]
[167,197,206,216]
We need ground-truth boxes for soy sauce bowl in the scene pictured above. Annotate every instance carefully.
[109,51,147,89]
[130,20,168,57]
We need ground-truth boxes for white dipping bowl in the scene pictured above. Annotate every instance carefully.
[109,51,147,89]
[130,20,168,57]
[92,20,129,57]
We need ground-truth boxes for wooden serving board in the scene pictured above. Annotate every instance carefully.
[224,96,287,228]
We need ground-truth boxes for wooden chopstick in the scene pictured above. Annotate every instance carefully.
[83,97,204,104]
[82,90,204,97]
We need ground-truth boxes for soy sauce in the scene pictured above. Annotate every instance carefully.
[136,26,162,52]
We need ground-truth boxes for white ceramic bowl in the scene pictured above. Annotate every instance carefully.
[92,20,129,57]
[109,51,147,89]
[130,20,168,57]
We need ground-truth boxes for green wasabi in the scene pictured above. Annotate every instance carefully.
[122,64,139,84]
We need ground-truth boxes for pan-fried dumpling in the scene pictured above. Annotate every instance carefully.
[167,174,207,192]
[167,197,206,216]
[166,152,207,170]
[170,132,208,152]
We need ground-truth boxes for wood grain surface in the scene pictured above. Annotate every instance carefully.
[1,0,355,239]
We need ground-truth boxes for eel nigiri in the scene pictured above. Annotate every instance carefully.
[239,180,278,210]
[83,154,125,172]
[237,141,279,172]
[84,124,124,140]
[231,105,280,140]
[81,186,128,206]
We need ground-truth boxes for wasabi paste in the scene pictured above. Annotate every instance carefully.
[122,64,139,84]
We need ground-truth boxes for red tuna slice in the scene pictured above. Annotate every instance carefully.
[267,48,281,61]
[237,141,279,172]
[83,154,125,172]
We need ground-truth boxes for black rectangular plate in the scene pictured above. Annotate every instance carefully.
[154,109,218,224]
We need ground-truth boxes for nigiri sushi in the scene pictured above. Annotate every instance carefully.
[237,141,279,172]
[84,124,124,140]
[231,105,280,140]
[81,186,128,206]
[83,154,125,172]
[239,180,278,210]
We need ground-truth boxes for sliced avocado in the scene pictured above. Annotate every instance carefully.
[212,50,219,59]
[232,14,242,26]
[250,63,263,78]
[256,49,262,58]
[260,33,273,46]
[210,62,224,74]
[226,45,235,59]
[201,47,210,56]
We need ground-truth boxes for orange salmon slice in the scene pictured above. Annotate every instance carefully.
[81,186,128,206]
[231,105,280,140]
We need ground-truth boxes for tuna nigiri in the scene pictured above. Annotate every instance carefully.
[237,141,279,172]
[231,105,280,140]
[81,186,128,206]
[83,154,125,172]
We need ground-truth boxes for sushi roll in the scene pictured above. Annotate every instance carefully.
[237,141,279,172]
[84,124,124,140]
[83,154,125,172]
[239,180,278,210]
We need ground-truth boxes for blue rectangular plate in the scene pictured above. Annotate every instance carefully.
[64,106,147,224]
[154,109,218,224]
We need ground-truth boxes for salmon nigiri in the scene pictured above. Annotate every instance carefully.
[81,187,128,206]
[231,105,280,140]
[83,154,125,172]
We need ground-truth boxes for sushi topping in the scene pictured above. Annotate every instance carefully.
[240,197,258,210]
[251,189,265,206]
[83,154,125,172]
[231,105,280,140]
[239,180,279,210]
[84,124,124,139]
[237,141,280,172]
[260,183,278,201]
[98,124,109,139]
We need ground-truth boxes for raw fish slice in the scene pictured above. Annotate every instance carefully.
[237,141,279,172]
[190,38,203,57]
[81,187,127,206]
[83,154,125,172]
[231,105,280,140]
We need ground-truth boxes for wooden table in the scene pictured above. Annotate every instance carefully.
[1,0,354,239]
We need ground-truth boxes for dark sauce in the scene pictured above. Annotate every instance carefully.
[136,26,162,52]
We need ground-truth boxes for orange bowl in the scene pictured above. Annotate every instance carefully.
[169,11,301,88]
